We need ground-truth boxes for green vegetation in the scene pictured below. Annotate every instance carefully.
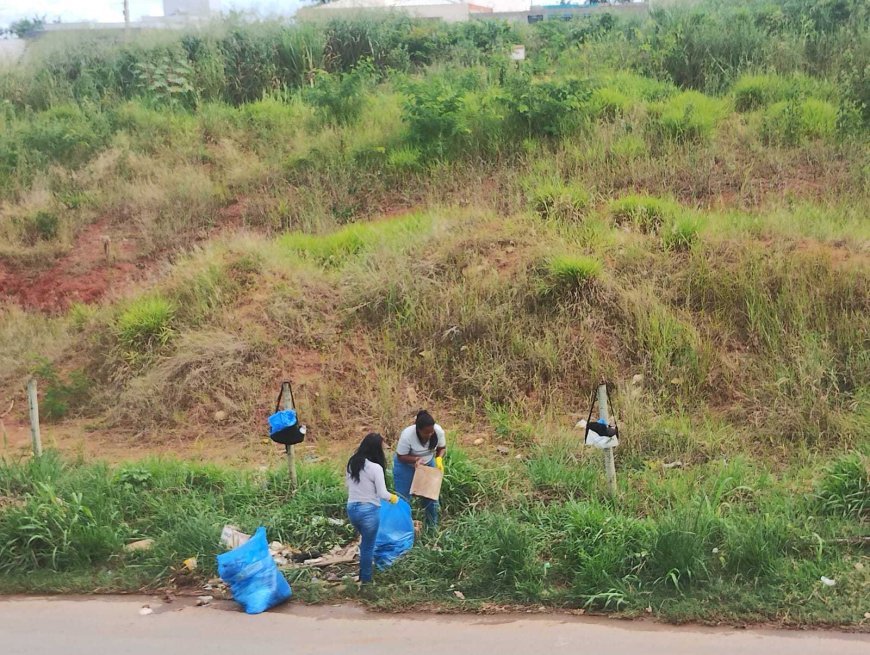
[0,0,868,625]
[0,449,867,625]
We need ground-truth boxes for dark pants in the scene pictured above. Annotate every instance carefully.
[346,502,380,582]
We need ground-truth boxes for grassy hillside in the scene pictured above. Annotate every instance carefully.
[0,0,868,624]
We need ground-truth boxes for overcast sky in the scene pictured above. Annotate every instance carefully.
[0,1,306,27]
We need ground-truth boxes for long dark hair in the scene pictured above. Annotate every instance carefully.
[347,432,386,483]
[415,410,437,449]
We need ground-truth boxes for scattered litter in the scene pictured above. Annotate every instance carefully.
[220,525,251,550]
[291,551,321,563]
[277,542,359,570]
[645,606,652,614]
[820,576,836,587]
[712,548,719,554]
[203,584,213,591]
[865,612,870,620]
[453,591,466,600]
[196,596,213,607]
[514,454,523,461]
[214,410,228,423]
[124,539,154,553]
[325,572,341,583]
[472,438,484,446]
[269,541,284,552]
[327,517,345,527]
[496,446,510,455]
[631,374,644,386]
[855,562,864,571]
[139,606,153,616]
[663,461,683,470]
[183,557,198,572]
[413,520,423,537]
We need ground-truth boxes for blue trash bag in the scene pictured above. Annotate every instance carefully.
[374,498,414,569]
[268,409,297,435]
[216,527,292,614]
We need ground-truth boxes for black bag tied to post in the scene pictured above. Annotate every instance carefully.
[268,381,307,446]
[584,384,620,445]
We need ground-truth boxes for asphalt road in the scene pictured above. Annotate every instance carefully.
[1,596,867,655]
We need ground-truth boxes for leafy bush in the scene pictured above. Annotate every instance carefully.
[304,61,374,125]
[504,75,592,138]
[18,104,109,168]
[15,210,59,245]
[33,361,92,421]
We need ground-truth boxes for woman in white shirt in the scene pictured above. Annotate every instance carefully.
[393,410,447,528]
[346,432,398,583]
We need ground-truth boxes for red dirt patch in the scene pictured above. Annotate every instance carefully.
[0,198,259,315]
[0,216,148,314]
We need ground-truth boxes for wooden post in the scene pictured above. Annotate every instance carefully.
[27,378,43,457]
[282,382,298,490]
[598,383,617,497]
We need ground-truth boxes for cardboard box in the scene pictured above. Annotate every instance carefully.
[410,465,443,501]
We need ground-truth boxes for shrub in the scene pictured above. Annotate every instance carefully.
[816,452,869,520]
[15,210,59,245]
[590,87,633,121]
[762,97,838,145]
[538,254,602,298]
[732,74,785,112]
[610,133,647,161]
[33,361,92,421]
[504,74,592,138]
[608,194,679,233]
[18,104,109,169]
[386,145,423,173]
[662,213,702,251]
[116,296,177,361]
[654,91,727,142]
[304,61,374,125]
[529,180,590,221]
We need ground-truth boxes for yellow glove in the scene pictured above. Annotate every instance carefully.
[435,456,444,473]
[389,493,399,504]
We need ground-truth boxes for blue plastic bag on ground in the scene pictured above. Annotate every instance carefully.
[217,526,292,614]
[374,498,414,569]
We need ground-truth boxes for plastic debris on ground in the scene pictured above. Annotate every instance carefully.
[216,526,292,614]
[820,576,836,587]
[124,539,154,553]
[374,498,414,570]
[220,524,251,549]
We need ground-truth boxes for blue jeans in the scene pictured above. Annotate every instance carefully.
[392,454,439,527]
[347,502,380,582]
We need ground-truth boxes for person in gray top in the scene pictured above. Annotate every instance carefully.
[346,433,398,583]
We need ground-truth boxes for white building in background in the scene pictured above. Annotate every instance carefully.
[297,0,494,23]
[163,0,222,17]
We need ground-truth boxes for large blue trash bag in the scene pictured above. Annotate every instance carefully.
[216,526,292,614]
[374,498,414,569]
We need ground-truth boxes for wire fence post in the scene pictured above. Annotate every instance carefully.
[282,382,298,490]
[598,383,617,497]
[27,378,43,457]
